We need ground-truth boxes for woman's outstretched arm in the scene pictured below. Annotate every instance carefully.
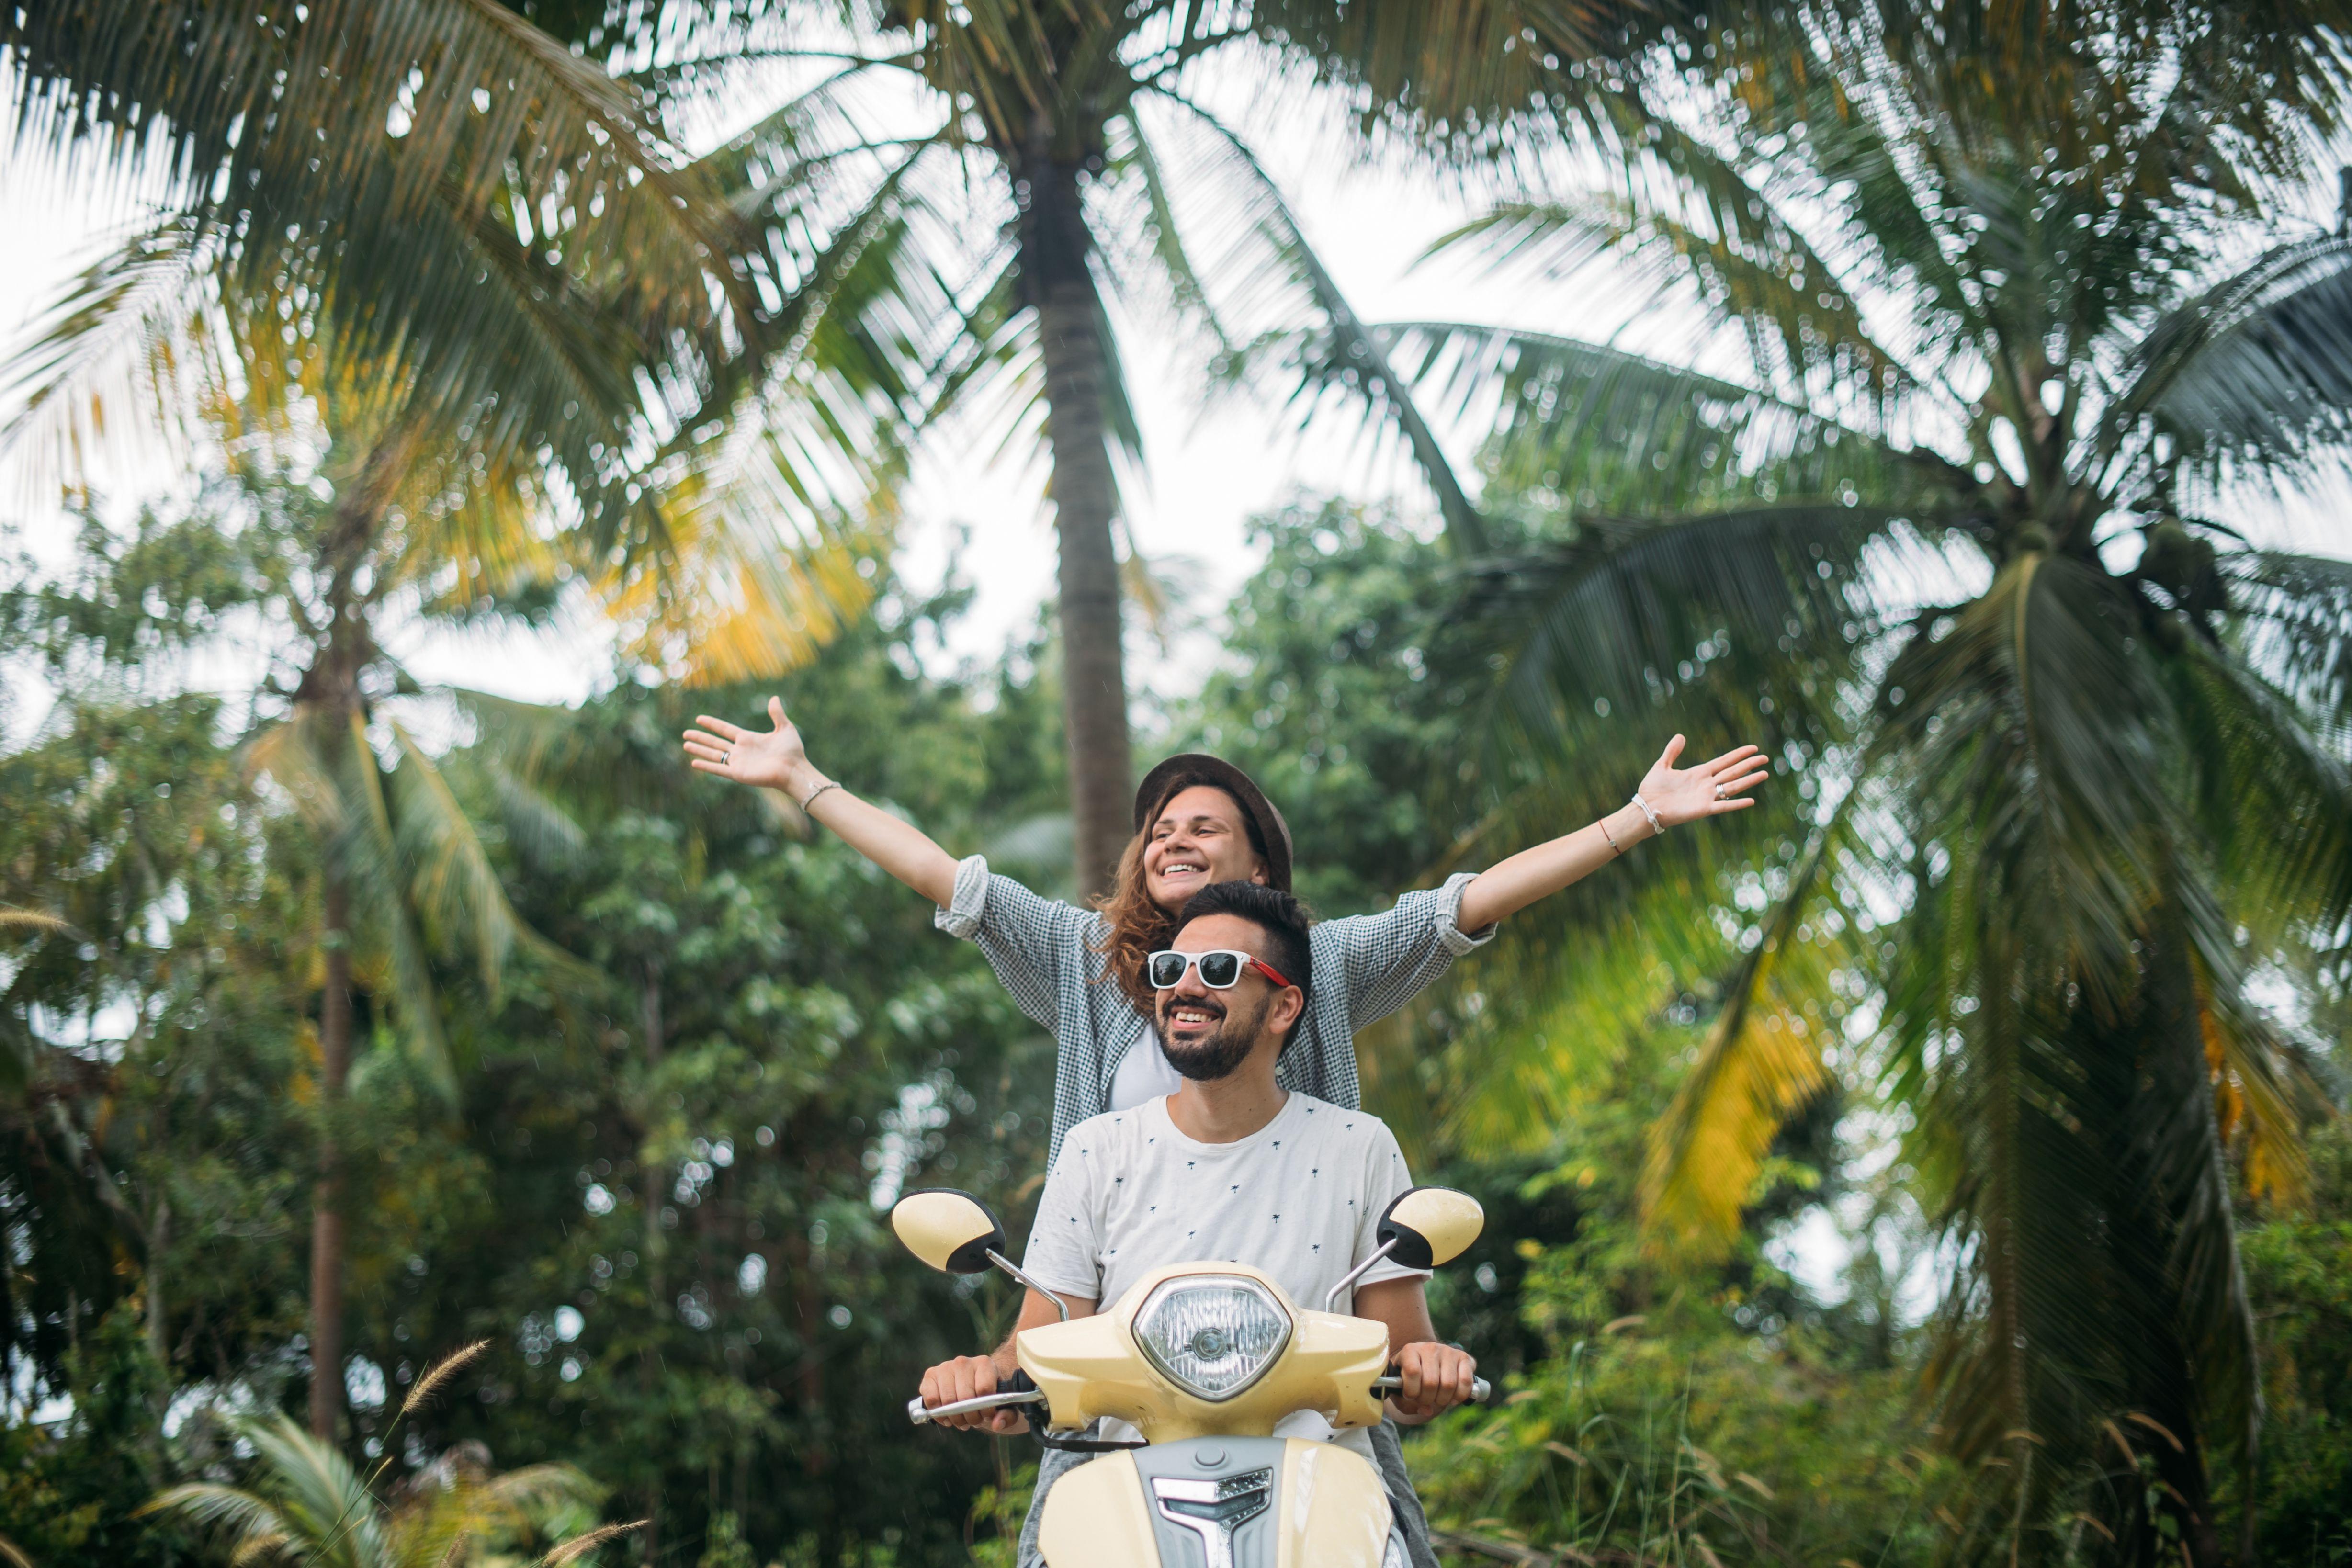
[1454,735,1770,932]
[683,698,959,907]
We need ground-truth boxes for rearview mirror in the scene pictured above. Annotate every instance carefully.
[890,1188,1007,1275]
[1377,1187,1484,1270]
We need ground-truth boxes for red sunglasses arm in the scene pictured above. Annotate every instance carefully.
[1249,957,1294,990]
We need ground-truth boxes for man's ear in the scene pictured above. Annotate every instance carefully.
[1265,981,1305,1038]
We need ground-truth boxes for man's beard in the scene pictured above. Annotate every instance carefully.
[1156,993,1264,1082]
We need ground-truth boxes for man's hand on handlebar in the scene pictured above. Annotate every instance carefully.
[1388,1342,1479,1421]
[917,1354,1030,1434]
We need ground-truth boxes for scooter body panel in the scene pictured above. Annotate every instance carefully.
[1038,1436,1395,1568]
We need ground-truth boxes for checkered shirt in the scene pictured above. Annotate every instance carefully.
[934,857,1495,1164]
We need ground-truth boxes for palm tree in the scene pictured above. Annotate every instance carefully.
[1389,0,2352,1557]
[6,0,1713,893]
[563,0,1711,890]
[4,0,897,1438]
[147,1410,623,1568]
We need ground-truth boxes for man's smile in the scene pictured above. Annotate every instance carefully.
[1161,996,1225,1036]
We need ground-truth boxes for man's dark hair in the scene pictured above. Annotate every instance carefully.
[1176,881,1314,1038]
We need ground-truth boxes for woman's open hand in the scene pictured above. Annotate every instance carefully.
[683,698,814,794]
[1637,735,1770,829]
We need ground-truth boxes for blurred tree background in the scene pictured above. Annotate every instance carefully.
[4,0,2351,1566]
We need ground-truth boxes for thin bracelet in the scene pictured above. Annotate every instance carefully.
[1598,815,1624,856]
[800,779,843,813]
[1630,791,1665,838]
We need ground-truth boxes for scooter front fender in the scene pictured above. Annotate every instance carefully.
[1038,1437,1395,1568]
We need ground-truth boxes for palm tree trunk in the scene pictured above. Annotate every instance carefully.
[638,959,665,1566]
[1020,156,1133,896]
[309,867,352,1438]
[145,1199,169,1374]
[299,418,415,1442]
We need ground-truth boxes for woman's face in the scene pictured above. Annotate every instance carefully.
[1142,784,1267,910]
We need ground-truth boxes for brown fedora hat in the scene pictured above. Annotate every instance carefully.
[1132,754,1294,892]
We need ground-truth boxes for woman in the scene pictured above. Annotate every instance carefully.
[681,699,1766,1163]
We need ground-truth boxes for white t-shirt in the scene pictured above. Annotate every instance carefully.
[1020,1092,1426,1455]
[1106,1028,1185,1110]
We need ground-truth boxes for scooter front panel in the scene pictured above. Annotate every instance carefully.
[1272,1440,1391,1568]
[1036,1448,1159,1567]
[1040,1438,1392,1568]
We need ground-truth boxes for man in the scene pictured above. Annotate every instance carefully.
[917,880,1478,1567]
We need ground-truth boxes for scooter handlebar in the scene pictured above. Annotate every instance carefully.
[912,1368,1491,1428]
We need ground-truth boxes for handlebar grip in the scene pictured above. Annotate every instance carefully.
[907,1369,1041,1426]
[1372,1368,1493,1404]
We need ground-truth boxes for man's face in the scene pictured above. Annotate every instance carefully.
[1153,912,1281,1082]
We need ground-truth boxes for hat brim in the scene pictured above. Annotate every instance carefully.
[1132,754,1294,893]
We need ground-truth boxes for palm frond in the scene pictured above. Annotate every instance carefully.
[1640,820,1846,1249]
[343,712,454,1098]
[2223,547,2352,731]
[2171,614,2352,928]
[2112,237,2352,489]
[156,1414,387,1568]
[387,723,549,994]
[0,217,223,485]
[1384,321,1948,519]
[1141,88,1488,553]
[1459,504,1908,757]
[1235,0,1697,153]
[1432,187,1911,410]
[3,0,758,414]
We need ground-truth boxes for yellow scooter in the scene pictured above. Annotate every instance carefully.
[892,1185,1488,1568]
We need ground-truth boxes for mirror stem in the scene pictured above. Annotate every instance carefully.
[988,1250,1071,1320]
[1323,1237,1400,1313]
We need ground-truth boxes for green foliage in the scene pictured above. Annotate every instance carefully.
[6,483,2348,1568]
[1406,1005,1945,1568]
[0,1309,178,1568]
[147,1407,606,1568]
[0,507,1061,1566]
[2229,1122,2352,1561]
[1396,0,2352,1553]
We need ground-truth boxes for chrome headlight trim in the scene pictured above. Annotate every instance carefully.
[1131,1274,1293,1403]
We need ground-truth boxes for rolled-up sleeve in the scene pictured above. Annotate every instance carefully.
[1326,871,1498,1030]
[933,854,992,939]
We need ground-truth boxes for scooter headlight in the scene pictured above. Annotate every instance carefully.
[1132,1275,1292,1401]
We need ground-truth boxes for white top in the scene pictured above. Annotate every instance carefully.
[1106,1027,1185,1110]
[1020,1092,1425,1455]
